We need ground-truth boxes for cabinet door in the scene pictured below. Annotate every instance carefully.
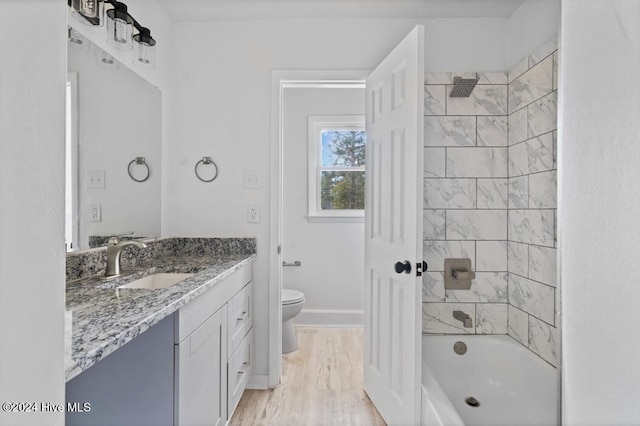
[175,306,228,426]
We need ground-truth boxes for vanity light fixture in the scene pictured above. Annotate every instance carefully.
[68,27,90,52]
[69,0,156,68]
[95,49,120,70]
[132,27,156,69]
[106,1,134,51]
[70,0,104,26]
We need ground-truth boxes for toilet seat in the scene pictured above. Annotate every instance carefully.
[282,289,305,305]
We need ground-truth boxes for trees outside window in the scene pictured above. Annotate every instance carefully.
[307,116,365,221]
[320,130,365,210]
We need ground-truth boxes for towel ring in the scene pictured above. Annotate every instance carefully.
[127,157,150,182]
[195,157,219,182]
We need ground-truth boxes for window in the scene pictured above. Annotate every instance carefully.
[307,115,366,222]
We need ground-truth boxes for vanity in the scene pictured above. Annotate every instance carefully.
[65,237,255,425]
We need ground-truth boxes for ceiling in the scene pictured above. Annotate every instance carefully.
[156,0,528,23]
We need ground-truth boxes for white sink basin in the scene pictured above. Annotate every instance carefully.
[118,273,195,290]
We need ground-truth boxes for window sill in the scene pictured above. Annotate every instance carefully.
[307,215,364,223]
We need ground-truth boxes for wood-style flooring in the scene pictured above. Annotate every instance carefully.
[229,327,386,426]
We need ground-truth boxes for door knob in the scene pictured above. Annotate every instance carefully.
[394,261,412,274]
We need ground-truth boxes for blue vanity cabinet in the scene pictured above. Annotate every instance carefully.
[65,314,175,426]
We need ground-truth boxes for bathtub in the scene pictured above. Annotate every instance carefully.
[421,335,558,426]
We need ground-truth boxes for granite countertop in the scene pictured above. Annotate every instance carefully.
[65,250,255,382]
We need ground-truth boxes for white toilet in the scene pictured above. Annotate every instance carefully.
[282,289,305,354]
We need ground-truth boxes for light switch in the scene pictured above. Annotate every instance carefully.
[87,170,105,188]
[244,170,263,189]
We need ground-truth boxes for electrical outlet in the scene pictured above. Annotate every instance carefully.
[247,205,260,223]
[90,203,101,222]
[87,169,105,188]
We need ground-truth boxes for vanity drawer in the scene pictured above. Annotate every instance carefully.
[227,329,252,419]
[227,282,253,355]
[176,263,252,343]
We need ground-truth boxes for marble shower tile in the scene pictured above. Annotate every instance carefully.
[553,52,558,91]
[476,241,508,271]
[554,209,558,248]
[447,85,508,116]
[476,303,508,334]
[424,72,455,85]
[477,178,508,209]
[422,271,445,302]
[446,147,508,178]
[478,72,508,85]
[424,85,446,116]
[529,245,557,287]
[529,170,557,208]
[423,240,475,272]
[509,55,553,113]
[528,92,557,138]
[509,175,529,208]
[423,302,476,334]
[508,241,528,276]
[509,56,530,83]
[529,317,557,366]
[552,131,558,169]
[424,148,446,177]
[424,178,476,209]
[425,116,476,147]
[508,274,555,324]
[509,133,554,177]
[508,108,528,145]
[477,116,508,147]
[530,37,558,67]
[446,210,507,240]
[446,272,508,303]
[508,209,555,247]
[508,305,529,345]
[423,209,446,240]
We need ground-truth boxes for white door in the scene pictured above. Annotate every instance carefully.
[364,25,424,425]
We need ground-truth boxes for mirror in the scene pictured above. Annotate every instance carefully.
[66,34,161,251]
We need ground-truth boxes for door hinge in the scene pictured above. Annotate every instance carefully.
[277,245,281,254]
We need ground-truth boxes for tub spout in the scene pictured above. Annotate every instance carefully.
[453,310,473,328]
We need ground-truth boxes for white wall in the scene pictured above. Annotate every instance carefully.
[508,0,560,67]
[68,46,162,249]
[282,87,365,325]
[560,1,640,423]
[0,1,66,425]
[163,17,508,378]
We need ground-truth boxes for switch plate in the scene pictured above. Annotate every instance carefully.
[90,203,101,222]
[87,169,105,188]
[247,205,260,223]
[243,170,263,189]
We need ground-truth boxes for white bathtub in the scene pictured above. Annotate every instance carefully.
[421,335,558,426]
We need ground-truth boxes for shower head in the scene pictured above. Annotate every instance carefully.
[449,75,479,97]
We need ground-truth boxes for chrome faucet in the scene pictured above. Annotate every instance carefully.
[105,236,147,277]
[453,310,473,328]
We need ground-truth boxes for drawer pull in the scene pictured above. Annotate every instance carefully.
[237,362,249,374]
[236,311,248,321]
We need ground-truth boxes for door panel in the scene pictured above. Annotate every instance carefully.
[364,25,424,425]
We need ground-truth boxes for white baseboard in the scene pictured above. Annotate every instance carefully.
[247,374,269,390]
[294,309,363,327]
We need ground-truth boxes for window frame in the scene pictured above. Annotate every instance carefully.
[307,115,366,223]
